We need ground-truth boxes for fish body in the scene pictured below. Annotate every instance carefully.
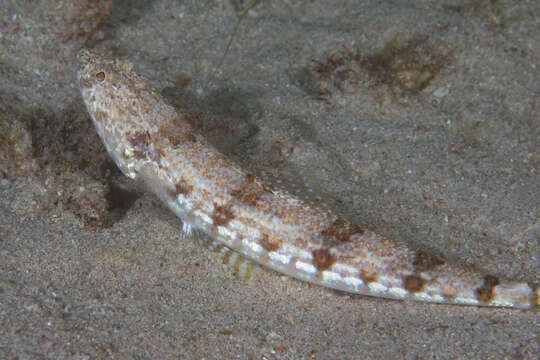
[78,49,538,309]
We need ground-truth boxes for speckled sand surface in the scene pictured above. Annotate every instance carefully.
[1,1,539,359]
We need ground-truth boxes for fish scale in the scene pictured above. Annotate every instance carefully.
[77,49,538,309]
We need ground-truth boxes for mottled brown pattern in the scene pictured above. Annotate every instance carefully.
[127,131,151,160]
[259,233,281,252]
[404,275,426,293]
[321,216,365,244]
[360,270,378,285]
[475,275,500,303]
[156,111,198,147]
[166,132,197,146]
[127,131,149,147]
[185,143,238,185]
[169,178,192,197]
[212,203,235,226]
[78,49,537,309]
[312,249,337,271]
[441,286,458,301]
[412,250,445,272]
[231,173,273,207]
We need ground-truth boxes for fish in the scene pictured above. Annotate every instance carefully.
[77,49,538,309]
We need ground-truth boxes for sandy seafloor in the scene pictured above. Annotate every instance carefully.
[0,0,539,359]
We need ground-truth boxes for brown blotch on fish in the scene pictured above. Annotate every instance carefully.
[169,178,192,198]
[412,250,445,272]
[404,275,426,293]
[231,173,273,207]
[259,233,281,252]
[321,216,365,244]
[127,131,151,159]
[212,203,235,226]
[475,275,500,303]
[360,270,378,285]
[312,249,337,271]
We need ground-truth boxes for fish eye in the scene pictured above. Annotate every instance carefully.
[95,71,105,82]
